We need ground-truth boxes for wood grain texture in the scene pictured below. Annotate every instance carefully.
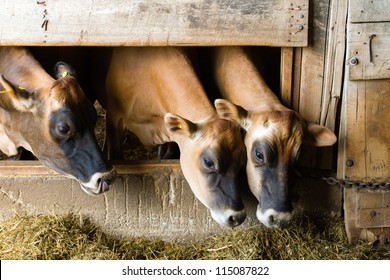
[321,0,347,131]
[344,188,390,244]
[0,160,180,177]
[295,0,333,169]
[280,47,294,107]
[341,79,390,241]
[340,53,390,244]
[348,23,390,80]
[349,0,390,23]
[0,0,308,46]
[340,79,390,181]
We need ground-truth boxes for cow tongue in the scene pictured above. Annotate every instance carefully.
[99,180,110,193]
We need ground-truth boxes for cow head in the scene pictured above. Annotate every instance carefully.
[215,99,337,228]
[164,112,247,227]
[0,62,116,195]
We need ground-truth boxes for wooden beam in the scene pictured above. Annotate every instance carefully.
[0,160,180,177]
[280,47,294,108]
[320,0,347,130]
[0,0,308,47]
[296,0,330,169]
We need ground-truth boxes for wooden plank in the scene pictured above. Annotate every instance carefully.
[344,188,360,244]
[357,191,390,228]
[342,1,390,243]
[345,188,390,243]
[298,0,328,124]
[317,0,347,170]
[0,0,308,46]
[349,0,390,23]
[340,68,390,243]
[341,80,390,181]
[320,0,347,131]
[297,0,330,168]
[292,47,302,112]
[280,47,294,107]
[348,23,390,80]
[359,208,390,228]
[336,72,348,180]
[0,160,180,177]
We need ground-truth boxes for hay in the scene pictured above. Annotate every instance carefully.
[0,213,388,260]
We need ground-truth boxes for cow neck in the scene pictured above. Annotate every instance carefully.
[154,65,217,124]
[215,47,285,113]
[157,86,218,145]
[165,92,217,124]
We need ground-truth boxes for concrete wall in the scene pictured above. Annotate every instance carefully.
[0,160,341,242]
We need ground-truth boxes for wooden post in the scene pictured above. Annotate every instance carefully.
[280,47,294,108]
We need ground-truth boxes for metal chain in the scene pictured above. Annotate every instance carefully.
[322,177,390,190]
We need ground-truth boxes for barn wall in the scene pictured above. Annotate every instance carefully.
[339,0,390,244]
[0,0,350,241]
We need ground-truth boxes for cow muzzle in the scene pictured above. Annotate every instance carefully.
[79,168,117,195]
[210,208,246,228]
[256,205,293,229]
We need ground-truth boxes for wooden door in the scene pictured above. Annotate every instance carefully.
[339,0,390,244]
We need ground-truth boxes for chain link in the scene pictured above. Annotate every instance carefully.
[322,177,390,190]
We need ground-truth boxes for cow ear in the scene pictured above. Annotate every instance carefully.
[164,113,197,138]
[54,61,77,79]
[303,122,337,147]
[0,74,35,112]
[214,99,248,128]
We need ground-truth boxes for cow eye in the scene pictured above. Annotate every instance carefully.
[202,157,215,170]
[254,148,265,166]
[57,122,70,135]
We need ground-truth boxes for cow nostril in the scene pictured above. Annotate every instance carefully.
[269,214,275,225]
[227,212,246,227]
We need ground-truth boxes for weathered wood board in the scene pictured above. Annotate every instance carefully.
[349,0,390,23]
[0,0,308,47]
[321,0,347,132]
[339,79,390,182]
[291,0,344,171]
[344,189,390,244]
[340,3,390,242]
[348,23,390,80]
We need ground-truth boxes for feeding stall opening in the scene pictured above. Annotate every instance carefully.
[0,0,351,242]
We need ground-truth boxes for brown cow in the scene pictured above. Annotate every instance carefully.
[211,46,337,228]
[91,47,247,227]
[0,47,116,195]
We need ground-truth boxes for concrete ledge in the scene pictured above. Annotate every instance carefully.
[0,161,341,242]
[0,161,258,242]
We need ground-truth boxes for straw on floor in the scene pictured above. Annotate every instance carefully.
[0,212,388,260]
